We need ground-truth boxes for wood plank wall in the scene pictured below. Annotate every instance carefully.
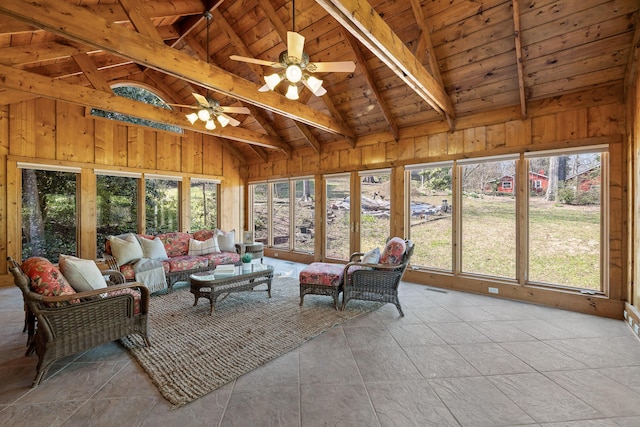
[247,83,628,318]
[0,100,244,285]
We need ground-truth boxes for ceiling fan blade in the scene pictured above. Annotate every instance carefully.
[287,31,305,63]
[192,93,210,107]
[302,80,327,97]
[222,113,241,127]
[307,61,356,73]
[230,55,282,68]
[220,106,250,114]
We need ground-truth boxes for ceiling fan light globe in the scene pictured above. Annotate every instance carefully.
[217,114,231,127]
[306,75,324,94]
[264,73,283,90]
[285,64,303,83]
[186,113,199,124]
[205,119,216,130]
[197,109,211,121]
[285,84,299,100]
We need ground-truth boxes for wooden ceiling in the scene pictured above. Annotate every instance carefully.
[0,0,638,161]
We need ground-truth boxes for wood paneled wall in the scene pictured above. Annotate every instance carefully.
[0,99,244,284]
[247,84,628,319]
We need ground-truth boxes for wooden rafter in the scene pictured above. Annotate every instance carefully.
[117,0,163,44]
[0,41,89,67]
[0,0,352,139]
[343,30,398,141]
[0,63,290,152]
[409,0,454,130]
[315,0,455,121]
[71,53,113,93]
[167,1,225,48]
[512,0,527,118]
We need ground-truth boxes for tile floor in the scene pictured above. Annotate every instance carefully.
[1,258,640,426]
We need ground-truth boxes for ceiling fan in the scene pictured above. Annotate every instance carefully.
[170,93,250,129]
[230,0,355,100]
[172,12,250,130]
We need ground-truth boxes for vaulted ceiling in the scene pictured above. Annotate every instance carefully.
[0,0,638,162]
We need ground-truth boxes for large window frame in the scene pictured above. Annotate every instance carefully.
[95,169,141,256]
[405,146,609,294]
[190,178,219,232]
[19,163,81,263]
[248,177,316,254]
[144,174,182,234]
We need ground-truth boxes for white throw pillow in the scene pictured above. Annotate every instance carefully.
[138,236,169,260]
[108,233,143,265]
[217,230,236,252]
[188,237,219,256]
[59,254,107,293]
[362,247,381,264]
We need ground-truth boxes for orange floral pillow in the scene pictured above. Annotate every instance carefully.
[21,257,77,306]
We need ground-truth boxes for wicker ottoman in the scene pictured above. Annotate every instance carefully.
[299,262,345,309]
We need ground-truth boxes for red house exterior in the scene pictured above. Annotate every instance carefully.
[487,171,549,194]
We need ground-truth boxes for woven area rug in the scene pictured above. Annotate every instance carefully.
[121,276,380,407]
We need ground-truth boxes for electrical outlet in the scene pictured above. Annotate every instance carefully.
[488,287,499,294]
[624,310,628,320]
[635,324,639,335]
[629,318,633,327]
[273,252,279,257]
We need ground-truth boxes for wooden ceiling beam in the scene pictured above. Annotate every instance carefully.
[315,0,455,121]
[0,41,90,67]
[0,0,352,139]
[512,0,527,118]
[71,53,114,93]
[409,0,454,131]
[0,63,290,152]
[343,31,398,141]
[117,0,164,44]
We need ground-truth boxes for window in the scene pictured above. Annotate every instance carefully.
[527,149,605,291]
[145,175,180,234]
[325,174,351,260]
[190,179,218,231]
[293,178,314,253]
[90,84,182,133]
[20,165,79,262]
[359,170,391,252]
[250,183,268,244]
[271,181,290,249]
[460,157,517,279]
[406,163,453,271]
[501,180,512,190]
[96,172,139,255]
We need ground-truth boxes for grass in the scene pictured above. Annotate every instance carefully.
[410,196,601,290]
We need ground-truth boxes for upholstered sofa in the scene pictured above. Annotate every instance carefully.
[104,229,241,292]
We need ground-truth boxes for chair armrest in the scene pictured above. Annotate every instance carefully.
[26,282,150,314]
[349,252,365,262]
[102,269,126,285]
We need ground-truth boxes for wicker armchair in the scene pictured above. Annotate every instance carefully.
[7,257,151,387]
[341,239,414,316]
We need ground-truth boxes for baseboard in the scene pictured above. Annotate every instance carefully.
[624,303,640,339]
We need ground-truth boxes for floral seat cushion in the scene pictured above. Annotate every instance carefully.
[166,255,209,272]
[103,287,142,314]
[203,252,240,266]
[299,262,345,287]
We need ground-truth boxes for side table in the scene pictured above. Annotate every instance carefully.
[235,242,264,263]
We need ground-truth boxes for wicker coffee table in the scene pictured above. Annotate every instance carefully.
[189,264,274,314]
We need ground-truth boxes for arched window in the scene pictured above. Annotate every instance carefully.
[91,84,182,133]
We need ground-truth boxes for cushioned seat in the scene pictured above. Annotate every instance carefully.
[299,262,346,309]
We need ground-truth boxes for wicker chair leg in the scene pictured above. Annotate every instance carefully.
[394,301,404,317]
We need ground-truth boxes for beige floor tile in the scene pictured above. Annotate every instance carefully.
[300,384,378,427]
[404,345,480,379]
[452,342,536,375]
